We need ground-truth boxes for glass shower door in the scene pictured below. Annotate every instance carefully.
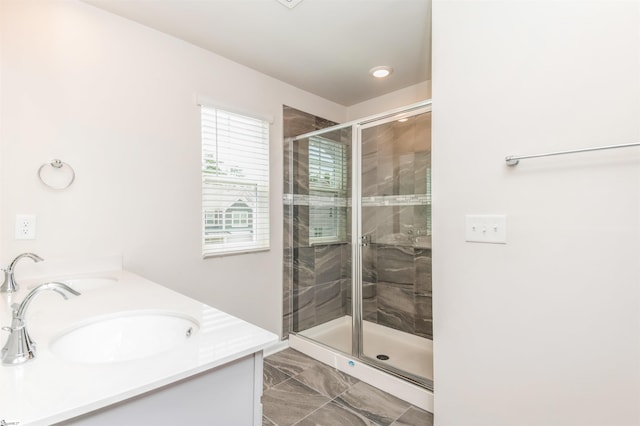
[356,107,433,386]
[289,126,353,356]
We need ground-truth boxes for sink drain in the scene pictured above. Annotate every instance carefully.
[376,354,390,361]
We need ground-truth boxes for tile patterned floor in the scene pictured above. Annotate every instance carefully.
[262,349,434,426]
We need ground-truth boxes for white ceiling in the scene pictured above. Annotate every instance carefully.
[83,0,431,106]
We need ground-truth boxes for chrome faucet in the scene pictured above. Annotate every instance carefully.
[0,253,44,293]
[1,282,80,365]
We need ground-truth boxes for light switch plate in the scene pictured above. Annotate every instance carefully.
[465,214,507,244]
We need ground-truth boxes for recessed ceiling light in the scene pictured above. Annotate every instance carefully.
[398,118,409,123]
[370,66,393,78]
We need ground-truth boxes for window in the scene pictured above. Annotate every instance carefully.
[231,211,249,227]
[308,136,347,243]
[201,106,270,256]
[205,210,224,230]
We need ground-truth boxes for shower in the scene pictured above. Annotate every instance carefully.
[283,100,433,396]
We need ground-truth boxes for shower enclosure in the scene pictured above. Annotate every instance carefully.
[283,101,432,390]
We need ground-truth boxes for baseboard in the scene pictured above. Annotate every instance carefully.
[263,338,290,357]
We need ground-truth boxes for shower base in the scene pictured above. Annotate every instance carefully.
[290,315,433,412]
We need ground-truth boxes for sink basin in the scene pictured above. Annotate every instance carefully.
[50,311,199,363]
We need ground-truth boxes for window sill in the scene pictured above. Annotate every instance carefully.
[203,247,270,258]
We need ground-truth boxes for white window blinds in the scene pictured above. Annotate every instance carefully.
[309,136,347,243]
[201,106,270,256]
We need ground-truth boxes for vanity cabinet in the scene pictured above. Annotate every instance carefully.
[0,266,277,426]
[59,353,264,426]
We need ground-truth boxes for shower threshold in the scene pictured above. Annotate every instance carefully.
[290,315,433,412]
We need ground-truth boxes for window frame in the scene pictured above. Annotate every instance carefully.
[201,104,271,257]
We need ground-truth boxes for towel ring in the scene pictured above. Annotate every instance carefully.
[38,159,75,190]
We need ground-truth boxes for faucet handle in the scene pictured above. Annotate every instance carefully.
[1,253,44,293]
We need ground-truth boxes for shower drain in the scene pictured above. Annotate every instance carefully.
[376,354,390,361]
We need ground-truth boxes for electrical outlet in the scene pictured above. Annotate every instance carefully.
[15,214,36,240]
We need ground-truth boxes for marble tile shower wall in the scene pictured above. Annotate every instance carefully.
[292,244,352,332]
[355,245,433,339]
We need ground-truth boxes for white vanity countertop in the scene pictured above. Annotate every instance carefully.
[0,268,278,425]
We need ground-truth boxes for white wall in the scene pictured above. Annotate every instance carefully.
[0,0,347,336]
[0,2,4,262]
[346,80,431,120]
[432,2,640,425]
